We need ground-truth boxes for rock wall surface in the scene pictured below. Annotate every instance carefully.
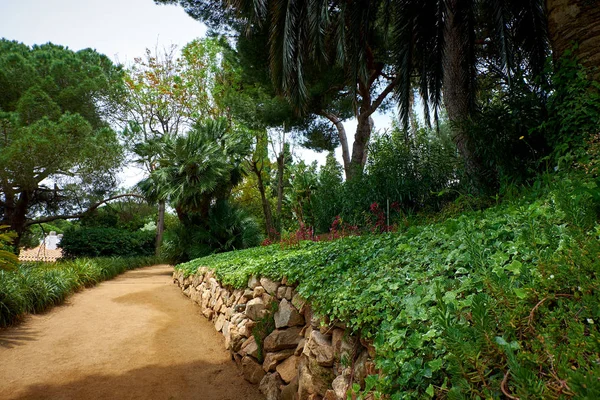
[173,268,378,400]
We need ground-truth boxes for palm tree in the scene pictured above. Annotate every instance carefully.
[227,0,548,182]
[138,118,249,222]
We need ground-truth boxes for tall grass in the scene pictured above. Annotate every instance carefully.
[0,256,161,327]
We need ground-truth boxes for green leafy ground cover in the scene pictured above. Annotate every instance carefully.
[177,174,600,399]
[0,256,160,327]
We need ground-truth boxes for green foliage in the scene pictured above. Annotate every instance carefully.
[80,201,157,231]
[161,200,262,264]
[252,301,278,363]
[540,49,600,168]
[176,172,600,398]
[60,227,154,258]
[139,118,251,218]
[0,256,160,327]
[306,124,459,233]
[467,79,549,189]
[0,40,124,243]
[0,226,18,271]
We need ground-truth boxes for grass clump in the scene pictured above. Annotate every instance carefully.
[0,256,161,327]
[176,173,600,399]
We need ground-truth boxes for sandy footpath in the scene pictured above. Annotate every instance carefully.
[0,264,263,400]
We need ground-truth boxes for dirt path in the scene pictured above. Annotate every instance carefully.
[0,265,264,400]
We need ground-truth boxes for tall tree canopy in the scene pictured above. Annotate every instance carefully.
[157,0,552,183]
[0,40,125,247]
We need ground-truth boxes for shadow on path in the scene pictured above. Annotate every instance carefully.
[15,359,261,400]
[0,327,39,349]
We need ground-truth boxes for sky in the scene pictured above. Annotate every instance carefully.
[0,0,393,186]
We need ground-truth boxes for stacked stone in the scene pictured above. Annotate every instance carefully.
[173,269,378,400]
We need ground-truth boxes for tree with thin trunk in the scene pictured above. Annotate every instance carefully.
[118,39,222,254]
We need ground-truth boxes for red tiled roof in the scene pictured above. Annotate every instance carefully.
[19,245,63,262]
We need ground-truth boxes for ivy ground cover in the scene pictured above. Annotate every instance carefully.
[177,174,600,399]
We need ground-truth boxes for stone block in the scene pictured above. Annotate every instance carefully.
[248,275,260,289]
[304,330,334,367]
[245,298,266,321]
[276,355,300,383]
[264,327,303,352]
[275,299,305,329]
[260,372,284,400]
[242,355,266,384]
[240,336,259,359]
[260,277,280,295]
[263,349,296,372]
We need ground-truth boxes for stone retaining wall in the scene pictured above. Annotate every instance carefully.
[173,267,378,400]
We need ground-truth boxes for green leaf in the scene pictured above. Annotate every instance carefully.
[505,260,522,275]
[426,384,435,397]
[513,288,528,299]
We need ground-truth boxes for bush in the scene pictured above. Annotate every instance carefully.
[0,256,160,327]
[307,124,460,234]
[161,200,262,264]
[60,227,154,258]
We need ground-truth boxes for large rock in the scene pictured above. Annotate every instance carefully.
[304,330,334,367]
[229,289,243,307]
[242,355,266,384]
[285,287,294,301]
[240,336,260,359]
[260,277,280,295]
[295,338,306,356]
[331,375,350,400]
[298,355,335,399]
[240,288,254,303]
[276,355,300,383]
[253,286,266,298]
[275,299,305,329]
[245,297,266,321]
[280,375,299,400]
[331,329,344,358]
[291,292,306,312]
[259,372,284,400]
[214,313,227,332]
[263,349,296,372]
[353,350,369,387]
[226,325,246,352]
[248,275,260,289]
[264,327,303,352]
[276,286,287,300]
[202,308,214,320]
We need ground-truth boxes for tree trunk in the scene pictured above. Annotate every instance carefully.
[443,0,483,185]
[251,161,276,239]
[6,191,32,251]
[276,151,285,226]
[322,112,352,180]
[348,115,373,179]
[155,200,165,256]
[547,0,600,81]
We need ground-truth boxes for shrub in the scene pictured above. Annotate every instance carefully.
[60,227,154,258]
[161,200,262,264]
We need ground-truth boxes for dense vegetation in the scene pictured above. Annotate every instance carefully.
[177,172,600,398]
[0,256,160,327]
[2,2,600,397]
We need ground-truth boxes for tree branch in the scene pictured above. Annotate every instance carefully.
[24,193,146,227]
[360,76,400,121]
